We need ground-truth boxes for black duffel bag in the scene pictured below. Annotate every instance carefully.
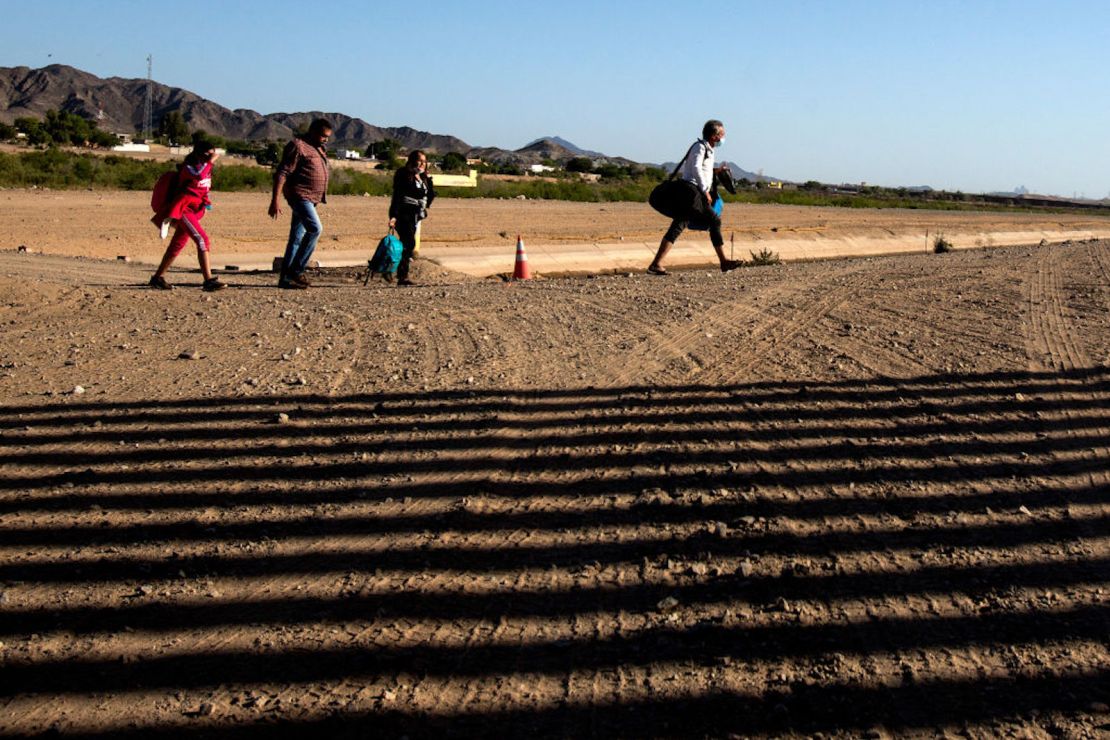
[649,178,699,219]
[648,141,701,219]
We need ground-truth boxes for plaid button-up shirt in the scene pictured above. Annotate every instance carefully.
[276,136,329,205]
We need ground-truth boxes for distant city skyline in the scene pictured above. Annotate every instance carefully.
[1,0,1108,198]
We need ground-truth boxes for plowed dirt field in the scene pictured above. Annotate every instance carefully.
[0,214,1108,737]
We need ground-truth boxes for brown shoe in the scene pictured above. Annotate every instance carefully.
[291,273,311,287]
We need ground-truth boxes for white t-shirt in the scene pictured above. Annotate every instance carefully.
[679,139,714,194]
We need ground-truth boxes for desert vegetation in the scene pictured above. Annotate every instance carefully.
[1,143,1109,217]
[934,234,955,253]
[748,247,783,265]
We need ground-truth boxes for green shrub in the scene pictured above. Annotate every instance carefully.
[0,150,163,189]
[749,248,781,266]
[211,165,271,191]
[933,234,954,253]
[329,168,392,196]
[440,152,468,173]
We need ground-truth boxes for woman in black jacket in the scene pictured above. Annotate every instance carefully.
[388,150,436,286]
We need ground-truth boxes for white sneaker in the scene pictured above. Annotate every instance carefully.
[159,219,171,239]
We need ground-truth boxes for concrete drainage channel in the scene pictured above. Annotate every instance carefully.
[129,229,1110,280]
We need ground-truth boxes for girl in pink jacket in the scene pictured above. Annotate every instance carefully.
[149,139,227,291]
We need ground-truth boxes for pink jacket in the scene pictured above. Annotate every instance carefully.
[152,161,212,226]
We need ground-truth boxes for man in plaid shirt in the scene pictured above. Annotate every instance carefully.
[269,118,332,289]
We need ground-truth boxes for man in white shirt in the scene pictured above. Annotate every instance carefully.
[648,119,742,275]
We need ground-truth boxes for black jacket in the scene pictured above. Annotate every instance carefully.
[389,168,436,222]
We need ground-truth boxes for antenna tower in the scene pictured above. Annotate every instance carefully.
[143,54,153,141]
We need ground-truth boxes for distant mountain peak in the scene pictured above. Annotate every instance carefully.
[523,135,591,156]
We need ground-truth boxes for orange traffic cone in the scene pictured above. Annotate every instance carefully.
[512,235,531,280]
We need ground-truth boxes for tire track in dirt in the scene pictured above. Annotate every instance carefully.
[431,307,486,379]
[640,297,764,384]
[814,303,934,379]
[317,305,365,397]
[1024,246,1109,494]
[0,282,86,328]
[705,267,871,386]
[858,300,1010,353]
[322,295,517,394]
[1026,247,1090,372]
[378,300,501,389]
[406,307,458,384]
[569,295,704,385]
[581,277,772,386]
[425,302,535,387]
[1083,240,1110,313]
[601,266,864,387]
[242,298,358,397]
[0,253,146,287]
[485,286,652,387]
[574,283,762,384]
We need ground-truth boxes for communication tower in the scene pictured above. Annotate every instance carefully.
[143,54,153,141]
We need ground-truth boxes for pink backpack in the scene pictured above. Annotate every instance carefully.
[150,170,177,213]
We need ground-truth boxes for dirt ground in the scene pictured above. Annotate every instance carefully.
[4,189,1110,264]
[0,204,1108,737]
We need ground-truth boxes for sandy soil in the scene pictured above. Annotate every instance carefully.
[4,189,1110,265]
[0,212,1108,736]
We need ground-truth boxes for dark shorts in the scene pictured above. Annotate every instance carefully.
[664,193,723,247]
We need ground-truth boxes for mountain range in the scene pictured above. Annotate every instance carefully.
[0,65,471,154]
[0,64,782,179]
[659,159,770,184]
[0,64,645,168]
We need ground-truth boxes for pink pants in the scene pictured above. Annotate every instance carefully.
[166,209,210,258]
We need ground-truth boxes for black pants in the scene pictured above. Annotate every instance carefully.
[395,219,418,281]
[664,193,723,248]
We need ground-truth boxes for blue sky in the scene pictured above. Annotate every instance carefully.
[2,0,1108,197]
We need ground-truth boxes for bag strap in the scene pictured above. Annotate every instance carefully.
[668,141,699,180]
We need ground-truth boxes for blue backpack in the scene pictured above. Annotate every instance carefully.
[367,231,403,281]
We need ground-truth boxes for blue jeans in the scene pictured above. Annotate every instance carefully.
[281,199,322,279]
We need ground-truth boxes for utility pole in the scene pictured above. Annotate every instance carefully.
[143,54,153,141]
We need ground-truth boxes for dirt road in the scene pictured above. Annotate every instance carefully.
[0,236,1108,737]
